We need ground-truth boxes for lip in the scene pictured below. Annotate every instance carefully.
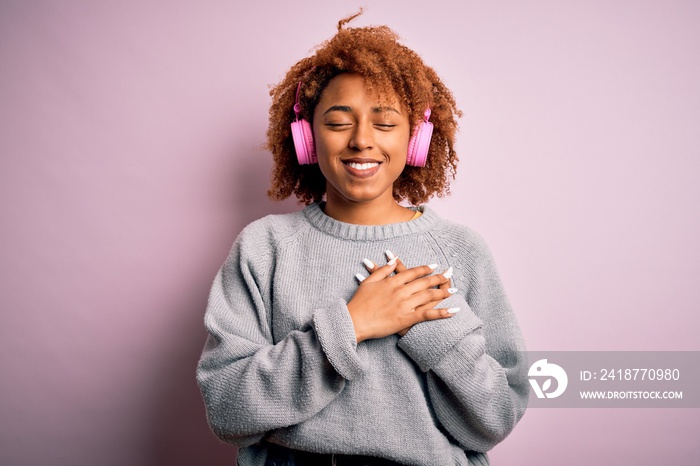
[341,157,383,179]
[341,157,383,164]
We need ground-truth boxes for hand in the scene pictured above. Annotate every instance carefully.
[348,257,454,343]
[363,252,457,337]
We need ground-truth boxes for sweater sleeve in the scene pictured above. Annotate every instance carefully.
[196,224,364,447]
[398,233,529,453]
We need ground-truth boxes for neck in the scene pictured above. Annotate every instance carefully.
[323,191,414,225]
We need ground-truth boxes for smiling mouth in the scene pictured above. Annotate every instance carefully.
[342,159,383,178]
[344,161,380,170]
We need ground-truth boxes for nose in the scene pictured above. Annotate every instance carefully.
[349,120,374,151]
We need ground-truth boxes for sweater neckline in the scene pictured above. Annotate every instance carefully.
[302,202,437,241]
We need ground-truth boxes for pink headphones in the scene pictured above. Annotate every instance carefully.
[291,82,433,167]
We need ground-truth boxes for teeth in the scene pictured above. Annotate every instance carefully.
[346,162,379,170]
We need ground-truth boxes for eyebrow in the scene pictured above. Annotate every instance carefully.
[322,105,401,115]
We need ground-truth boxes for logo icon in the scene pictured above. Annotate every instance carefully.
[528,359,568,399]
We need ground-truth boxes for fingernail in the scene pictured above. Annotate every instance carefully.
[447,307,460,314]
[443,267,454,279]
[355,273,366,283]
[385,250,396,260]
[388,256,398,265]
[448,288,458,294]
[362,258,375,269]
[428,263,438,270]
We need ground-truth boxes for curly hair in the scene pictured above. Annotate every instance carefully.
[266,10,461,206]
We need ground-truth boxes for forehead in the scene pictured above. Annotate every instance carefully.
[317,73,401,108]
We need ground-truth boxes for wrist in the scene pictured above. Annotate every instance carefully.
[347,301,367,343]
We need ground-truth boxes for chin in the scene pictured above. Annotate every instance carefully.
[340,189,387,204]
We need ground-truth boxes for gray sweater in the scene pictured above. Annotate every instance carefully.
[197,203,528,466]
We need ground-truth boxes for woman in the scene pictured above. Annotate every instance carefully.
[197,12,528,466]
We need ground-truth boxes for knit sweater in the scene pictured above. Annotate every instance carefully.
[196,203,528,466]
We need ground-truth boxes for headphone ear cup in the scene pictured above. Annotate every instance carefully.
[406,120,434,167]
[291,119,317,165]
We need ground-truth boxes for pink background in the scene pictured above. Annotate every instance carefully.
[1,1,698,464]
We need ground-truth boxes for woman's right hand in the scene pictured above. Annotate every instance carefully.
[347,258,455,343]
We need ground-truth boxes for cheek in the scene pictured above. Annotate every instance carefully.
[313,137,336,173]
[311,125,339,156]
[311,132,335,178]
[382,131,410,160]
